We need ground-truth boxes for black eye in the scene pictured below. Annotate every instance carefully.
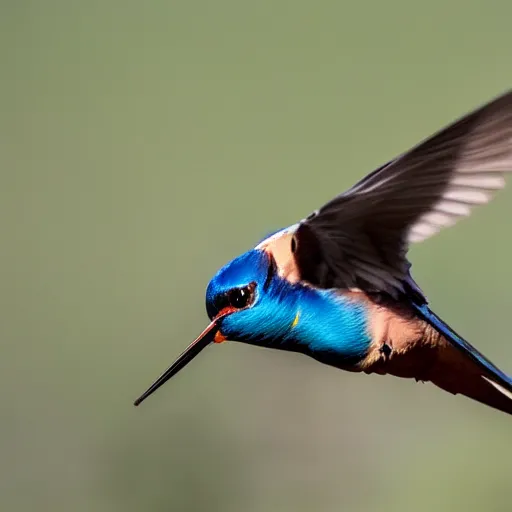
[228,285,253,309]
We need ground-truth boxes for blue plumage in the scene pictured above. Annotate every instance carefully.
[206,249,372,366]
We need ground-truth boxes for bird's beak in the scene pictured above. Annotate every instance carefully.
[133,317,226,406]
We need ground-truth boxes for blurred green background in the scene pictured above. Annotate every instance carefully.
[2,1,512,511]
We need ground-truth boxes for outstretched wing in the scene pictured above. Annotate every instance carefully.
[292,90,512,296]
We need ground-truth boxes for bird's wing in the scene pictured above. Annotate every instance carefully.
[290,90,512,296]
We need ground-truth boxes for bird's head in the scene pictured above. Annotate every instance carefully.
[134,249,288,406]
[205,248,278,340]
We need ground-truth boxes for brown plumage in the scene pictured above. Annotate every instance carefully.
[358,297,512,416]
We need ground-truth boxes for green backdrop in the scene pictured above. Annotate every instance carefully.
[2,2,512,511]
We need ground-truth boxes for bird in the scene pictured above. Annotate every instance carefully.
[134,89,512,416]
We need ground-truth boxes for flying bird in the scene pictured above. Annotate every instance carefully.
[135,90,512,416]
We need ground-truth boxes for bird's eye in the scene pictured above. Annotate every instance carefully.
[227,284,254,309]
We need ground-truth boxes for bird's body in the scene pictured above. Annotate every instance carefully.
[135,89,512,417]
[205,245,512,415]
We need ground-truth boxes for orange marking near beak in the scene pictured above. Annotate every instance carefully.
[212,296,254,343]
[214,331,227,343]
[216,306,236,318]
[213,307,233,343]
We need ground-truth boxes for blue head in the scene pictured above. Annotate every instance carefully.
[205,249,269,321]
[134,248,371,406]
[204,249,296,344]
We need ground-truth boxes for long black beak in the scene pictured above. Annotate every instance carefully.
[133,320,221,406]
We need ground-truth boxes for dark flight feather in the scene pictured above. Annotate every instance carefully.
[294,90,512,297]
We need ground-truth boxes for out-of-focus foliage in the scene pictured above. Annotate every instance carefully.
[1,2,512,511]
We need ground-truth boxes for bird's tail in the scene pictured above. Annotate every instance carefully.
[413,302,512,415]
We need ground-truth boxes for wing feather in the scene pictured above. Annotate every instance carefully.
[293,90,512,295]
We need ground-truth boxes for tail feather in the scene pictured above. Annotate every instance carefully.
[482,376,512,401]
[413,303,512,415]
